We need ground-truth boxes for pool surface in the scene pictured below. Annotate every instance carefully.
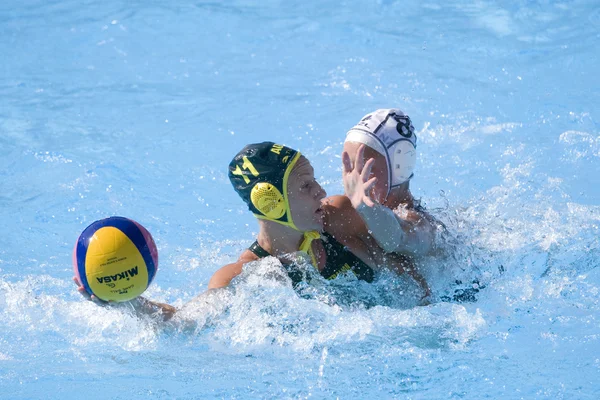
[1,0,599,398]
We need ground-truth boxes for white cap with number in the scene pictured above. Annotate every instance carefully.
[345,108,417,195]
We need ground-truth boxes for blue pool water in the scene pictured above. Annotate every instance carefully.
[1,0,600,398]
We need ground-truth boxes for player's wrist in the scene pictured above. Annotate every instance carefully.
[352,194,371,210]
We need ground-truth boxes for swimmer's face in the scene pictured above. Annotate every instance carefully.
[287,156,327,231]
[343,141,388,204]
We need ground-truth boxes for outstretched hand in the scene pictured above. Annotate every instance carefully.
[342,144,378,209]
[73,276,176,321]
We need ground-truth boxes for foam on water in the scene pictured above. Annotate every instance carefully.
[2,114,600,396]
[2,0,600,398]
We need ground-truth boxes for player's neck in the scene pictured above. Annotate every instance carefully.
[257,220,305,256]
[384,182,414,209]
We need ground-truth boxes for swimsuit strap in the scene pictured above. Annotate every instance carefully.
[298,230,320,268]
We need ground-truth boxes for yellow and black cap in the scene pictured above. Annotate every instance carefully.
[229,142,302,230]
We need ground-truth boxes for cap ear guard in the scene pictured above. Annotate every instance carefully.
[390,141,417,187]
[229,142,302,230]
[251,183,286,220]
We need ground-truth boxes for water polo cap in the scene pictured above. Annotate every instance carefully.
[345,109,417,196]
[229,142,302,230]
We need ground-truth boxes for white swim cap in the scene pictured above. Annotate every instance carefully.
[345,109,417,195]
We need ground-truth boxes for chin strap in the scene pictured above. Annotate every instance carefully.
[298,230,321,268]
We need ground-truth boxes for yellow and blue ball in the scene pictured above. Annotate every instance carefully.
[73,216,158,302]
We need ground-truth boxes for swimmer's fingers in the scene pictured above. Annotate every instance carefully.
[363,177,377,207]
[73,276,110,305]
[355,144,366,173]
[90,294,110,306]
[361,157,375,182]
[342,151,353,174]
[73,277,90,298]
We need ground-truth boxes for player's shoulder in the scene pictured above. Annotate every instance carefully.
[322,195,367,237]
[322,194,354,214]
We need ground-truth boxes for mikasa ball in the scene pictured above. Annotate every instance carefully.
[73,216,158,302]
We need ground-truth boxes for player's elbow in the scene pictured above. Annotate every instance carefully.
[382,230,434,256]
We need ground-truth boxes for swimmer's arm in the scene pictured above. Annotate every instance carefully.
[327,180,435,255]
[207,262,243,289]
[124,253,253,318]
[131,297,177,321]
[380,252,431,304]
[341,148,434,255]
[322,195,369,241]
[355,202,435,255]
[207,250,257,289]
[323,198,430,299]
[73,277,176,321]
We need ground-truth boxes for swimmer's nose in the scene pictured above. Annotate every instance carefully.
[315,182,327,199]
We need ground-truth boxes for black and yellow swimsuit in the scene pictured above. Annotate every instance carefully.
[248,232,374,286]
